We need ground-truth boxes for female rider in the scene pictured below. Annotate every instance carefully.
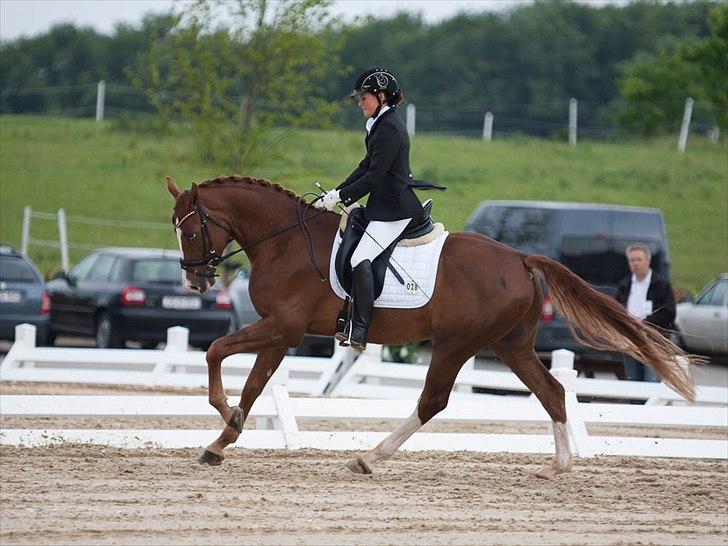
[315,68,443,350]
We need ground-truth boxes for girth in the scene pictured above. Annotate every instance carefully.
[334,200,435,299]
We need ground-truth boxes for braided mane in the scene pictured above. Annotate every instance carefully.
[199,174,301,201]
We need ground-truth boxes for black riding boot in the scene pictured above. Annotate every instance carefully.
[349,260,374,351]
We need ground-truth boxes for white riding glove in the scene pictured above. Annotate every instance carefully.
[314,189,341,211]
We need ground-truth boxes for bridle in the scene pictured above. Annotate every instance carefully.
[173,197,328,280]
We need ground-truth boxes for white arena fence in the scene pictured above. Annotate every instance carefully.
[2,385,726,459]
[334,345,728,406]
[2,324,726,407]
[1,324,350,396]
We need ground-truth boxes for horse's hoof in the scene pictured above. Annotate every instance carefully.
[345,455,373,475]
[198,449,225,466]
[535,464,569,479]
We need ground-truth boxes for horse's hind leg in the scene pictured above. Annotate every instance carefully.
[490,296,572,478]
[346,342,474,475]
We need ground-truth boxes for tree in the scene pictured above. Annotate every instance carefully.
[617,3,727,136]
[141,0,340,171]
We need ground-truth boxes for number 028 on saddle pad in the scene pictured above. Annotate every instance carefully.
[328,221,449,309]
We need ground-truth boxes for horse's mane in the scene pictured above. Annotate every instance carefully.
[198,175,301,201]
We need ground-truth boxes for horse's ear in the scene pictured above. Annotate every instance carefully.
[166,176,180,199]
[190,183,199,202]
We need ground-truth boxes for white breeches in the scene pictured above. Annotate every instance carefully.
[350,218,412,268]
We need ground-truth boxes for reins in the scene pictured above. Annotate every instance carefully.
[174,197,328,280]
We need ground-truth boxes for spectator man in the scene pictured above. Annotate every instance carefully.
[615,243,676,382]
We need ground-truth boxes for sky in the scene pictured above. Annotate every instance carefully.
[0,0,627,41]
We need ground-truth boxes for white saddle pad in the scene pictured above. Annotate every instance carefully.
[328,230,449,309]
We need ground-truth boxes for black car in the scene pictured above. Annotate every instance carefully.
[465,200,671,364]
[46,247,234,349]
[0,246,51,345]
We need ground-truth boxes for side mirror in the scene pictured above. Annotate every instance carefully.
[54,271,77,287]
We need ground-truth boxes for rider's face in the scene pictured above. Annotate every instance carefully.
[357,91,385,119]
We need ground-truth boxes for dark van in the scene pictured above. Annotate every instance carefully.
[464,200,671,363]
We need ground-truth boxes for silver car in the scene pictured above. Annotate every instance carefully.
[675,274,728,358]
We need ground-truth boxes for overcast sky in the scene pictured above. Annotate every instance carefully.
[0,0,628,41]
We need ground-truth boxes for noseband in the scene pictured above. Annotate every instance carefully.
[174,202,234,278]
[173,196,328,281]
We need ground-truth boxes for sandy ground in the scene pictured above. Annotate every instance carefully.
[1,381,727,545]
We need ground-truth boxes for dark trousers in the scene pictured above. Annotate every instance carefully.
[622,355,660,382]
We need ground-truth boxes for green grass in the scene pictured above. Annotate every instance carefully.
[1,115,726,292]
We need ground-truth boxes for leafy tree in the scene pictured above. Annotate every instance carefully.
[139,0,340,170]
[617,3,727,136]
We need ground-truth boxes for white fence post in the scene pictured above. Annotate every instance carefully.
[483,112,494,142]
[709,125,720,144]
[96,80,106,122]
[549,349,593,457]
[272,385,301,449]
[568,98,578,147]
[20,206,32,257]
[4,324,38,369]
[57,208,69,272]
[678,97,693,154]
[165,326,189,352]
[406,103,416,137]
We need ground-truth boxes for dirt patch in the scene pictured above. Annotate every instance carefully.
[1,380,727,544]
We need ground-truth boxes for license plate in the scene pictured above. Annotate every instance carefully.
[162,296,201,310]
[0,290,22,303]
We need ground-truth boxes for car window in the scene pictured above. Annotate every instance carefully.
[131,259,181,284]
[468,206,556,254]
[707,280,727,306]
[0,256,39,282]
[612,211,663,238]
[696,284,717,306]
[87,255,119,282]
[68,254,98,281]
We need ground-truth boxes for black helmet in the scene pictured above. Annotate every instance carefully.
[350,68,402,104]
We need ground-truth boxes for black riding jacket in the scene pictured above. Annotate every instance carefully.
[336,108,429,222]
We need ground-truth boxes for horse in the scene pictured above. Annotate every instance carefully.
[166,174,697,477]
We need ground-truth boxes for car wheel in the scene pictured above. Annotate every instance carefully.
[96,313,124,349]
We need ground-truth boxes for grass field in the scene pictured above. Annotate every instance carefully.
[0,115,726,292]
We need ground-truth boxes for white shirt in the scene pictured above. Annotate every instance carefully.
[365,105,390,134]
[626,269,653,319]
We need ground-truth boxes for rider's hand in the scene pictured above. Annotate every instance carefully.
[314,189,340,211]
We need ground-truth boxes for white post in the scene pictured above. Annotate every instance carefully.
[20,206,32,256]
[406,103,416,137]
[483,112,494,142]
[57,208,70,272]
[165,326,189,352]
[677,97,693,154]
[549,348,593,458]
[95,80,106,122]
[709,125,720,144]
[13,323,37,369]
[568,98,577,147]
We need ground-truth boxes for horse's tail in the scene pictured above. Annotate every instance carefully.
[522,254,697,402]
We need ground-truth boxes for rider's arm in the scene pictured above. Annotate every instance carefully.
[337,156,369,191]
[337,124,401,206]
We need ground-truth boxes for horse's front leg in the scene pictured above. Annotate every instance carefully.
[199,318,290,465]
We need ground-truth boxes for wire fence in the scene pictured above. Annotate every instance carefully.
[1,81,723,141]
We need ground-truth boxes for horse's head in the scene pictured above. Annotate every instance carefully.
[167,176,232,294]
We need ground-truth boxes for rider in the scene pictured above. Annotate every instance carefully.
[315,67,442,350]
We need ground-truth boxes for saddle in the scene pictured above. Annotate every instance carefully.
[334,199,435,299]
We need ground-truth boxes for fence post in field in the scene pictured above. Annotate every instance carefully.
[568,98,578,147]
[96,80,106,122]
[20,206,32,256]
[406,103,416,137]
[709,125,720,144]
[483,112,494,142]
[678,97,694,154]
[57,209,69,272]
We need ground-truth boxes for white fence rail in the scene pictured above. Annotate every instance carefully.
[2,387,726,459]
[1,324,347,396]
[333,344,728,406]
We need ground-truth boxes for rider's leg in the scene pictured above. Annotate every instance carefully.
[348,218,411,350]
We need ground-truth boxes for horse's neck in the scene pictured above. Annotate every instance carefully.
[207,187,302,262]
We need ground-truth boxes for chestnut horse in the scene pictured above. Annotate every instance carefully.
[167,174,696,477]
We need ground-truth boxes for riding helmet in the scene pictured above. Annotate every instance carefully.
[350,68,402,104]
